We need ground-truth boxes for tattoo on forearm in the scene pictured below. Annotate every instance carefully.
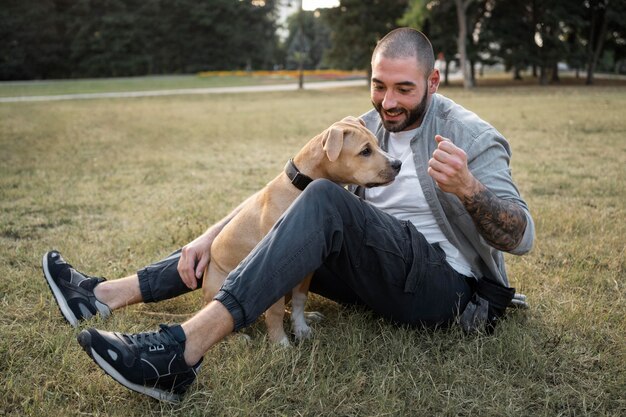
[462,185,528,252]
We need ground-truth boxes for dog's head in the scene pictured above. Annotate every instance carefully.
[317,116,401,188]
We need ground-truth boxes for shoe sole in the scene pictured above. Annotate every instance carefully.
[42,252,79,327]
[77,331,181,403]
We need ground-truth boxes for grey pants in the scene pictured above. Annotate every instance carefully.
[138,180,474,330]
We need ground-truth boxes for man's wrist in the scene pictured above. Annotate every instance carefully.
[458,175,484,203]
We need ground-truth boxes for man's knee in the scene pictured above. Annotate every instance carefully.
[304,179,364,220]
[287,179,362,230]
[300,179,352,209]
[305,178,342,196]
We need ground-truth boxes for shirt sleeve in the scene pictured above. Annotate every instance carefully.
[466,129,535,255]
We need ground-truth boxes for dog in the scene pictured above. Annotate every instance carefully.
[202,116,401,346]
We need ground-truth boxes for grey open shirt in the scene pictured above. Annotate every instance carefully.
[357,93,535,287]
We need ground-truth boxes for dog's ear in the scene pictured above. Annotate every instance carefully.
[322,127,344,161]
[341,116,365,127]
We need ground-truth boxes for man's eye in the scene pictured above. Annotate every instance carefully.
[360,147,372,156]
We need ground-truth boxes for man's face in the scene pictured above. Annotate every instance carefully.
[370,54,438,132]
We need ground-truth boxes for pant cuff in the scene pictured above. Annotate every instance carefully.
[214,289,247,331]
[137,267,156,303]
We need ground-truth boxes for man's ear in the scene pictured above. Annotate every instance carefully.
[428,68,441,93]
[322,127,344,161]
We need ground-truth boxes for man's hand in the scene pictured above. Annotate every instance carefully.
[428,135,480,198]
[178,234,213,290]
[176,191,260,289]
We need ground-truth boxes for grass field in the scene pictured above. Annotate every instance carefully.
[1,80,625,416]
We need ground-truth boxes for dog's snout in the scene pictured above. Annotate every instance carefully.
[391,159,402,173]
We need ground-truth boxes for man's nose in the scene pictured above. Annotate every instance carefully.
[382,91,397,109]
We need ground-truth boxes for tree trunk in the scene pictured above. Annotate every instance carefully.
[552,62,560,82]
[586,0,610,85]
[514,66,523,80]
[444,59,451,85]
[470,59,476,84]
[455,0,474,89]
[539,65,548,85]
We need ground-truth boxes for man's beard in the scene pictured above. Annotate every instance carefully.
[373,87,429,132]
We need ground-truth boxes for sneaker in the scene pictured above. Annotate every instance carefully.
[77,324,201,403]
[42,250,111,327]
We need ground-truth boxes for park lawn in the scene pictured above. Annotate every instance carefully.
[0,84,624,416]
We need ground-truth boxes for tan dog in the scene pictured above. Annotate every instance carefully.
[202,116,401,346]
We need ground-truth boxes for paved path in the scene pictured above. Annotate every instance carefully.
[0,79,367,103]
[3,71,622,104]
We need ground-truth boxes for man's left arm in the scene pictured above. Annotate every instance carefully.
[428,135,528,252]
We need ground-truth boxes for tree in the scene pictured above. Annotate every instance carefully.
[323,0,409,75]
[481,1,534,80]
[400,0,457,85]
[465,0,495,83]
[454,0,474,88]
[148,0,279,73]
[284,10,331,70]
[1,0,281,79]
[583,0,626,83]
[401,0,491,88]
[65,0,149,77]
[0,0,69,80]
[477,0,585,84]
[602,0,626,74]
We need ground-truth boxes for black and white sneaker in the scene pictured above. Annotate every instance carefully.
[42,250,111,327]
[77,324,201,403]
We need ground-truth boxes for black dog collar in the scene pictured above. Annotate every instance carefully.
[284,159,313,191]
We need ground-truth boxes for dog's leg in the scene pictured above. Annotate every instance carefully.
[265,298,290,347]
[291,274,313,341]
[202,262,228,305]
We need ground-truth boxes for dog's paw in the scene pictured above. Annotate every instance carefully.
[275,335,291,348]
[304,311,325,324]
[292,323,313,341]
[235,333,252,343]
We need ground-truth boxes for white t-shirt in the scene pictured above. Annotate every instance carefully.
[364,129,474,277]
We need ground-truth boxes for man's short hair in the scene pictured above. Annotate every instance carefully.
[372,28,435,77]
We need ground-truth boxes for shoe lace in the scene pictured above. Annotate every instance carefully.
[127,325,176,351]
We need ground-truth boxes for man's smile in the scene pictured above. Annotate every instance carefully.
[382,108,405,120]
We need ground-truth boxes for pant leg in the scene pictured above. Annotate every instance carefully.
[215,179,473,331]
[137,250,202,302]
[310,239,473,327]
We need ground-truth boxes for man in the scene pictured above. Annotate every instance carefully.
[43,28,534,402]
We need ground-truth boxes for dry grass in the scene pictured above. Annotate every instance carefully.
[0,82,624,416]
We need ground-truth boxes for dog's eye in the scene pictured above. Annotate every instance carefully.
[360,147,371,156]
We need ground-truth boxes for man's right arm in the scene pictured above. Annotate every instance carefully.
[178,192,259,289]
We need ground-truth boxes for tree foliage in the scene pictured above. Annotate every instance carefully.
[0,0,279,80]
[322,0,409,71]
[0,0,68,80]
[1,0,624,82]
[400,0,626,86]
[400,0,457,84]
[284,9,331,70]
